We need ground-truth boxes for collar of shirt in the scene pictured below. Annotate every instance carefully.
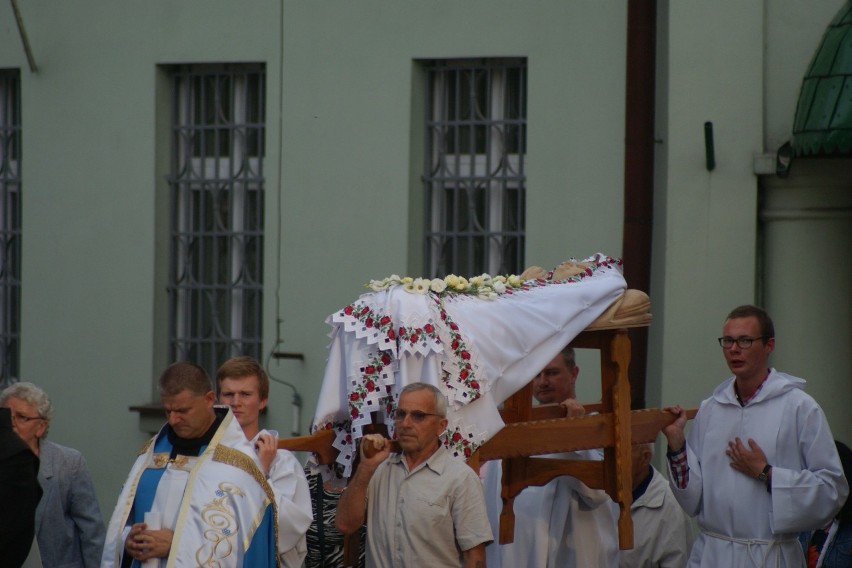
[632,465,654,502]
[388,444,448,476]
[734,369,771,406]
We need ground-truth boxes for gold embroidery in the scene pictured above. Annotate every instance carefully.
[138,437,154,455]
[148,453,195,470]
[212,446,275,504]
[164,412,281,567]
[195,482,243,565]
[212,445,280,565]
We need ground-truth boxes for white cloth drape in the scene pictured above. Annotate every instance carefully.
[311,254,627,478]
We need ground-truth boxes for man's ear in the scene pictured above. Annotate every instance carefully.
[204,390,216,406]
[259,398,268,411]
[570,366,580,381]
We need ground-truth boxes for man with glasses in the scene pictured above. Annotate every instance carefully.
[336,382,492,568]
[663,305,848,567]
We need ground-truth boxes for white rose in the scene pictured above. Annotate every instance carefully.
[413,278,431,294]
[430,278,447,293]
[477,286,494,299]
[492,281,506,294]
[369,278,391,291]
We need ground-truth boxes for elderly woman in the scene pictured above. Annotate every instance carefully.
[1,382,105,568]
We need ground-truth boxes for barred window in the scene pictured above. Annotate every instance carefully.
[423,58,527,277]
[167,64,265,377]
[0,70,21,389]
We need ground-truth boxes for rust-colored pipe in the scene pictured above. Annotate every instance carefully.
[622,0,656,409]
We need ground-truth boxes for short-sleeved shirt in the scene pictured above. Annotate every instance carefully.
[365,445,493,568]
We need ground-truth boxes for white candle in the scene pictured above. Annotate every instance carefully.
[141,511,162,568]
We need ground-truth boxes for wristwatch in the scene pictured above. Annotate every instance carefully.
[757,464,771,483]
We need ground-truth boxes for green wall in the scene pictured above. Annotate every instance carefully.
[3,0,847,520]
[1,0,629,514]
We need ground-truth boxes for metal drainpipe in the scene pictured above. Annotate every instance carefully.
[622,0,656,409]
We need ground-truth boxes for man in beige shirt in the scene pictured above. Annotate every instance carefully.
[336,382,492,568]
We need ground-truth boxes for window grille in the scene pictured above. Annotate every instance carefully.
[0,70,21,389]
[423,58,527,278]
[167,64,265,378]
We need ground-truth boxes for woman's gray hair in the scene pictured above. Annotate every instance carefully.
[0,381,53,435]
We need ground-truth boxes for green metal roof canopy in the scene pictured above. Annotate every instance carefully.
[793,0,852,157]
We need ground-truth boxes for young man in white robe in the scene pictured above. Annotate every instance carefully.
[216,356,313,568]
[102,362,278,568]
[484,346,620,568]
[663,305,848,567]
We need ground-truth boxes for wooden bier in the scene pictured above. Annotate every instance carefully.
[467,290,696,550]
[278,288,696,553]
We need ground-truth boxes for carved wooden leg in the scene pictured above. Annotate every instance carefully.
[602,330,634,550]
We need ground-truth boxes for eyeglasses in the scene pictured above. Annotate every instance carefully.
[11,413,43,425]
[717,336,769,349]
[392,409,442,423]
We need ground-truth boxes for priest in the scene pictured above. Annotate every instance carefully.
[101,362,278,568]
